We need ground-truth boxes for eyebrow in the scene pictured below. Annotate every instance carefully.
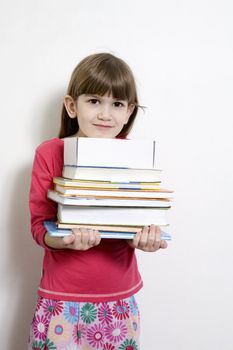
[85,94,99,98]
[85,94,125,102]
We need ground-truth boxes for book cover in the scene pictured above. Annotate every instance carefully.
[48,189,172,207]
[64,137,156,169]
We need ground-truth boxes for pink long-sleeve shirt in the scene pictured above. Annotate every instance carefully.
[29,138,143,302]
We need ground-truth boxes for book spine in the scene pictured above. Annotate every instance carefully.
[153,140,156,168]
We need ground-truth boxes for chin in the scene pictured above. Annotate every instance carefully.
[87,132,117,138]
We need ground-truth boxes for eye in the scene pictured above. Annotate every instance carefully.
[88,98,100,104]
[113,101,125,107]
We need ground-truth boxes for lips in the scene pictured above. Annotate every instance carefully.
[93,124,113,128]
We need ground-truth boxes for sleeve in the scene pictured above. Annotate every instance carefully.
[29,148,57,249]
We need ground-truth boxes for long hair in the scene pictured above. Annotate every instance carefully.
[59,53,140,138]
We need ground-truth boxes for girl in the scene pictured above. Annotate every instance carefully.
[28,52,168,350]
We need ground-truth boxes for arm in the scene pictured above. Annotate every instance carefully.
[127,224,168,252]
[44,228,101,250]
[29,147,100,250]
[29,148,57,249]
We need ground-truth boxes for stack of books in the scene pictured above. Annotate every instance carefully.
[44,138,173,240]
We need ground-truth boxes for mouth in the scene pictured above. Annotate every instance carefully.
[93,124,113,128]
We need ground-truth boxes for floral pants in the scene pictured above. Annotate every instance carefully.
[28,295,140,350]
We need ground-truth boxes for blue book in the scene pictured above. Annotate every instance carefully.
[44,221,172,240]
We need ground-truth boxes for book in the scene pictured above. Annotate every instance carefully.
[57,222,169,231]
[53,138,174,239]
[44,221,135,239]
[57,223,145,231]
[53,177,161,190]
[64,137,156,169]
[53,185,173,199]
[48,189,172,207]
[44,221,172,240]
[62,165,162,183]
[57,204,170,226]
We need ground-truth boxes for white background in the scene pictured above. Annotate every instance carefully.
[1,0,233,349]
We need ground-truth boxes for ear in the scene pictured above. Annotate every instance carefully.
[124,104,135,124]
[63,95,77,119]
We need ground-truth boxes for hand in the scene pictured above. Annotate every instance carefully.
[64,228,101,250]
[127,224,168,252]
[45,228,101,250]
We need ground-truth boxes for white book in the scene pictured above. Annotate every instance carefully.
[64,137,156,169]
[48,190,172,207]
[54,185,173,199]
[62,165,162,183]
[57,205,169,226]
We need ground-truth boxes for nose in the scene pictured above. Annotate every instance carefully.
[97,104,112,120]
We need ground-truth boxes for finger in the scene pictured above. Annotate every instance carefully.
[151,226,162,251]
[80,229,89,247]
[160,240,168,249]
[139,226,150,248]
[63,234,75,246]
[93,230,101,246]
[88,229,96,246]
[72,228,82,248]
[132,230,142,248]
[147,224,156,249]
[127,230,140,248]
[155,225,161,242]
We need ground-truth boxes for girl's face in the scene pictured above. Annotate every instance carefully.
[64,93,135,138]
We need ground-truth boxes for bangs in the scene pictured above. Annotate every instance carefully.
[76,62,137,103]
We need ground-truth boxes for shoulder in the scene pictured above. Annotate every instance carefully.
[36,138,63,152]
[35,138,64,159]
[33,138,64,175]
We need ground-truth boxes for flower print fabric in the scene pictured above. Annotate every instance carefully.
[28,295,140,349]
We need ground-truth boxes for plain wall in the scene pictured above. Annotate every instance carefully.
[1,0,233,349]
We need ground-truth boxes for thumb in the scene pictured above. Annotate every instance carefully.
[63,234,75,246]
[160,240,168,249]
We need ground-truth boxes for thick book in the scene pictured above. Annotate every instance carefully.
[62,165,162,183]
[48,189,172,207]
[64,137,156,169]
[57,222,169,232]
[57,222,145,231]
[53,185,173,199]
[44,221,135,239]
[44,221,172,240]
[53,177,161,190]
[57,204,170,226]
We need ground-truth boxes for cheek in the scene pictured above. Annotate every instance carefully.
[77,112,91,125]
[116,111,129,123]
[122,114,130,124]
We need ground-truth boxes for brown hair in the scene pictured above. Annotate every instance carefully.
[59,53,140,138]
